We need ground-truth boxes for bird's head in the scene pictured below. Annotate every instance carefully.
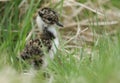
[38,7,63,27]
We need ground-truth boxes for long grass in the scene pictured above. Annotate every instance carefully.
[0,0,120,83]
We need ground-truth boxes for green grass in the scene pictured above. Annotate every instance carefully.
[111,0,120,8]
[0,0,120,83]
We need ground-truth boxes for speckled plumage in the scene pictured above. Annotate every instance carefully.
[20,27,55,68]
[38,7,63,27]
[20,7,63,69]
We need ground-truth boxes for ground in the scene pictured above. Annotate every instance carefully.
[0,0,120,83]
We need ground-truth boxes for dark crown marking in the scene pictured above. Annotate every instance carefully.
[20,7,63,69]
[38,7,63,27]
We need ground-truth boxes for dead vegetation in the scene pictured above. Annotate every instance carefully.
[0,0,120,55]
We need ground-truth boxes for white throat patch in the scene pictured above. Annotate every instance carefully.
[36,15,59,59]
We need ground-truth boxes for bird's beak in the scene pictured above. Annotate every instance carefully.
[56,22,63,27]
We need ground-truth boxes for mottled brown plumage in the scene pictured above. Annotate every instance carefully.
[20,7,63,69]
[20,27,55,68]
[38,7,63,27]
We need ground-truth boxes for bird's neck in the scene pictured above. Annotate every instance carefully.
[36,15,58,38]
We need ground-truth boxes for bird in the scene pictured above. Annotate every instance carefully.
[20,7,63,69]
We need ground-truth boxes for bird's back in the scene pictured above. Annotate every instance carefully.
[20,29,55,69]
[20,7,63,69]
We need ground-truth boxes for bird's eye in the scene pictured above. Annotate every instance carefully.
[38,11,43,17]
[47,18,52,21]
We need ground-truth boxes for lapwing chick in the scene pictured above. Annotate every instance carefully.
[20,7,63,69]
